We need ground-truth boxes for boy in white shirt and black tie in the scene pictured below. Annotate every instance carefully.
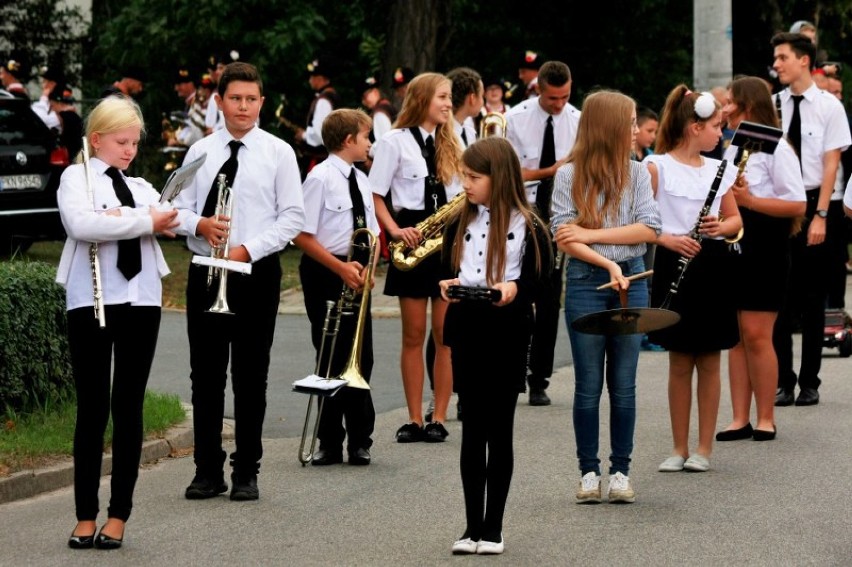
[294,109,380,466]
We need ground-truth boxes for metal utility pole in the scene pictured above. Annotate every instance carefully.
[694,0,732,91]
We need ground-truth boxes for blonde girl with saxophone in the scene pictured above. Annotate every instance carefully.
[369,72,463,443]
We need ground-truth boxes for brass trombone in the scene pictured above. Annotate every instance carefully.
[296,228,378,465]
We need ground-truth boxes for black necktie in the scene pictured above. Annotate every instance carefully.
[202,140,242,218]
[460,128,468,147]
[348,167,370,264]
[788,95,803,166]
[105,167,141,280]
[537,115,556,223]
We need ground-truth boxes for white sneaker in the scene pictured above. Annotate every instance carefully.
[451,537,477,555]
[476,535,504,555]
[576,471,602,503]
[607,472,635,503]
[683,454,710,472]
[658,455,686,472]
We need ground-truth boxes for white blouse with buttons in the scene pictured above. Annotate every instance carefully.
[459,206,527,286]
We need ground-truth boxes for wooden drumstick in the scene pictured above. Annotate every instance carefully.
[596,269,654,290]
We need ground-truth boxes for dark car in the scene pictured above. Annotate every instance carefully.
[0,90,70,255]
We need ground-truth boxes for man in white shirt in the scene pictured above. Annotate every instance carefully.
[505,60,580,406]
[771,32,851,407]
[295,56,340,178]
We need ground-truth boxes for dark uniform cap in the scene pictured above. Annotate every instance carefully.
[307,56,337,78]
[199,73,215,89]
[364,73,381,90]
[208,50,240,68]
[123,65,147,83]
[2,56,28,77]
[484,76,509,91]
[48,83,75,103]
[174,67,194,84]
[39,65,66,83]
[391,66,415,88]
[519,50,543,70]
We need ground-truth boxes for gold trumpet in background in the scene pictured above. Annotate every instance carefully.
[479,111,507,138]
[297,229,377,465]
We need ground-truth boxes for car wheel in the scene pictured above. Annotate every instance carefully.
[840,333,852,358]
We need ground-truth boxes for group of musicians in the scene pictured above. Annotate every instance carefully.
[56,36,852,553]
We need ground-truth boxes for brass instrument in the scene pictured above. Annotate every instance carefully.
[161,111,188,172]
[390,191,466,271]
[479,111,507,138]
[297,229,378,465]
[81,137,106,328]
[190,173,253,313]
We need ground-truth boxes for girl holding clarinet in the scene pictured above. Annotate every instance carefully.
[645,85,741,473]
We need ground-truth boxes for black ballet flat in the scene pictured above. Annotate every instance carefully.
[94,531,123,550]
[752,426,777,441]
[715,423,754,441]
[67,532,95,549]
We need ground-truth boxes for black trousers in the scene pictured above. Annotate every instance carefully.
[69,304,160,522]
[825,199,849,309]
[300,255,375,452]
[186,254,281,477]
[774,189,828,392]
[527,243,562,389]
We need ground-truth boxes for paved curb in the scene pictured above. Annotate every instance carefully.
[0,405,213,506]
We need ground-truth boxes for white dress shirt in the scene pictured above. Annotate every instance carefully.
[776,83,851,195]
[301,154,381,256]
[369,127,462,211]
[56,158,169,310]
[173,126,305,261]
[204,96,225,132]
[505,96,581,204]
[723,137,806,202]
[305,97,333,148]
[453,117,477,149]
[32,96,61,131]
[644,154,739,238]
[459,206,527,286]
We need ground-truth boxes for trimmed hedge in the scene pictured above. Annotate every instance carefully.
[0,261,72,409]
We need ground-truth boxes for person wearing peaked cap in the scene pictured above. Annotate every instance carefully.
[205,51,239,135]
[48,83,83,160]
[361,73,396,149]
[33,64,66,130]
[1,56,30,99]
[173,67,197,111]
[170,68,205,147]
[518,50,543,99]
[100,65,146,99]
[391,66,415,108]
[294,56,341,178]
[483,77,511,115]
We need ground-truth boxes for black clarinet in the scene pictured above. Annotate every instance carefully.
[661,159,728,309]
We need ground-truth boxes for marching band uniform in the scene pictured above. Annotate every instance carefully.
[298,154,379,465]
[453,117,478,149]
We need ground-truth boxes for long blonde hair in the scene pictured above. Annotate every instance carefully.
[568,90,635,228]
[394,72,461,185]
[450,138,547,284]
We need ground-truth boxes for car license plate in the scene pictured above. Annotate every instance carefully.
[0,174,43,191]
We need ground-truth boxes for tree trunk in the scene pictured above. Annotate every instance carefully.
[382,0,451,95]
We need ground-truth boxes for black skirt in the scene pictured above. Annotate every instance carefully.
[384,208,445,298]
[649,239,739,353]
[733,208,792,312]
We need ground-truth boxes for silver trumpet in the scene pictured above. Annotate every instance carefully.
[191,173,252,314]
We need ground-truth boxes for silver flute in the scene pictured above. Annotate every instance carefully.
[81,137,106,328]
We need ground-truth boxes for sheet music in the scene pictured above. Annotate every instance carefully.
[292,374,347,391]
[159,153,207,204]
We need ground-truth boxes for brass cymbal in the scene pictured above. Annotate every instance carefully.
[571,308,680,336]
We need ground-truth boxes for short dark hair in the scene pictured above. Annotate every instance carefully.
[447,67,482,110]
[218,62,263,97]
[771,32,817,71]
[537,61,571,89]
[322,108,372,152]
[637,106,659,125]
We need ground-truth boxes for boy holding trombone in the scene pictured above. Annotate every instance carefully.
[293,109,380,466]
[173,62,305,501]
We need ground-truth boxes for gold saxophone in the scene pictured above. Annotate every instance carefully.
[389,192,466,271]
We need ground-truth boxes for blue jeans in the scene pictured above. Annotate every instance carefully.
[564,257,646,476]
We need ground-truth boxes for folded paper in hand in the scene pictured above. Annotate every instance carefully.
[292,374,347,394]
[160,153,207,204]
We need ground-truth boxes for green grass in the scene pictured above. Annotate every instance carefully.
[17,239,304,309]
[0,390,185,476]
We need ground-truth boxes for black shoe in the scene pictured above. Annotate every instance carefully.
[395,422,425,443]
[93,531,123,550]
[715,423,754,441]
[774,389,795,407]
[795,388,819,406]
[529,387,551,406]
[312,449,343,466]
[68,532,95,550]
[230,472,259,501]
[424,421,449,442]
[185,473,228,499]
[752,426,777,441]
[348,447,371,466]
